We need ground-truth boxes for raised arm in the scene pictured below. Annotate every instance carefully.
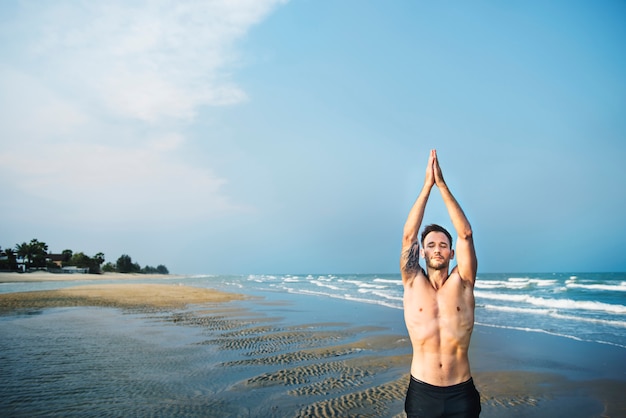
[400,150,435,283]
[432,151,477,283]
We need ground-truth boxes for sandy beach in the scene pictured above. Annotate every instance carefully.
[1,280,624,417]
[0,283,245,311]
[0,271,179,283]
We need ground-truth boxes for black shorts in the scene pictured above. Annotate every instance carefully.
[405,376,481,418]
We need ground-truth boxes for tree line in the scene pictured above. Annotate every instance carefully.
[0,238,169,275]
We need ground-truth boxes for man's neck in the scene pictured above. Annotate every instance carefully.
[426,268,449,290]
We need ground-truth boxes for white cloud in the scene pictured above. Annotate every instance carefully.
[23,0,287,122]
[0,0,286,225]
[0,67,89,142]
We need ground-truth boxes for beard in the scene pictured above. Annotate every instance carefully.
[426,256,448,271]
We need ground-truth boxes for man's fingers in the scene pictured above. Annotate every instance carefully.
[424,150,436,186]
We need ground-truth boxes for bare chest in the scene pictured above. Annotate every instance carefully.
[403,278,475,340]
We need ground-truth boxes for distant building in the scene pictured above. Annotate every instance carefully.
[59,266,89,274]
[47,253,70,267]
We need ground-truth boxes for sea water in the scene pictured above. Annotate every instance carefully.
[1,272,625,348]
[1,272,625,417]
[187,272,626,349]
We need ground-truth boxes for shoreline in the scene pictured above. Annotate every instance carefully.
[0,271,179,283]
[1,283,624,417]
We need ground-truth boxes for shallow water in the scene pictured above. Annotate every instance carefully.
[0,298,410,417]
[1,307,220,417]
[1,287,624,417]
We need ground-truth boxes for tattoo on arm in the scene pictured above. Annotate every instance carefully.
[402,243,421,274]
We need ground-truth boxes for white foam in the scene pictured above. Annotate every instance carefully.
[188,274,216,279]
[357,288,403,302]
[475,291,626,314]
[530,279,558,287]
[483,304,553,315]
[475,280,527,290]
[475,322,585,342]
[224,281,243,289]
[479,280,527,289]
[284,287,402,310]
[341,294,402,310]
[550,312,626,328]
[286,288,332,298]
[342,280,387,289]
[310,280,342,291]
[566,282,626,292]
[476,278,558,290]
[482,305,626,328]
[475,322,626,349]
[373,278,402,285]
[248,274,278,282]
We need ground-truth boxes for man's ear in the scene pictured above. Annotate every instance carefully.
[450,249,455,260]
[420,248,425,258]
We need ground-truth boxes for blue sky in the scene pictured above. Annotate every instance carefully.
[1,1,625,274]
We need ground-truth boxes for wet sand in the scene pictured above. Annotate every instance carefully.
[0,283,245,310]
[1,283,624,417]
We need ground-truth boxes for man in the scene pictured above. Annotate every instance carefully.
[400,149,480,418]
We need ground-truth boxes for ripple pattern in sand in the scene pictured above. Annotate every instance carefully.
[293,376,409,418]
[205,330,348,356]
[149,303,412,417]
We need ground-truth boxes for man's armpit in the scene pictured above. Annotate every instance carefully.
[401,243,421,274]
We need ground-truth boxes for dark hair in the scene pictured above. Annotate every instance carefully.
[421,224,453,247]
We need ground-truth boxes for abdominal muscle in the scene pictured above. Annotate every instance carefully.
[403,275,474,386]
[407,331,471,386]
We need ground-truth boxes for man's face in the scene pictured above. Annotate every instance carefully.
[421,231,454,270]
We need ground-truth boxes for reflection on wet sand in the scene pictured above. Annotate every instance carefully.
[1,284,624,417]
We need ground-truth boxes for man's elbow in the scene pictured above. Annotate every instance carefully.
[402,232,416,247]
[458,226,473,241]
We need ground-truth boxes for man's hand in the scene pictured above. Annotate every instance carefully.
[424,149,436,188]
[433,149,447,188]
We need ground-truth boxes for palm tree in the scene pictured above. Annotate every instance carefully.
[3,248,18,271]
[15,242,31,270]
[15,239,49,270]
[92,252,105,274]
[94,252,105,265]
[28,239,48,269]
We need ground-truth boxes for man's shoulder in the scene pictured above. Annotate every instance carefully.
[448,267,476,287]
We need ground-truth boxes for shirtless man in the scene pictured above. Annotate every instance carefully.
[400,150,480,418]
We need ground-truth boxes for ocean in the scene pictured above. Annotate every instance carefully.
[185,272,626,349]
[1,272,625,349]
[1,272,625,417]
